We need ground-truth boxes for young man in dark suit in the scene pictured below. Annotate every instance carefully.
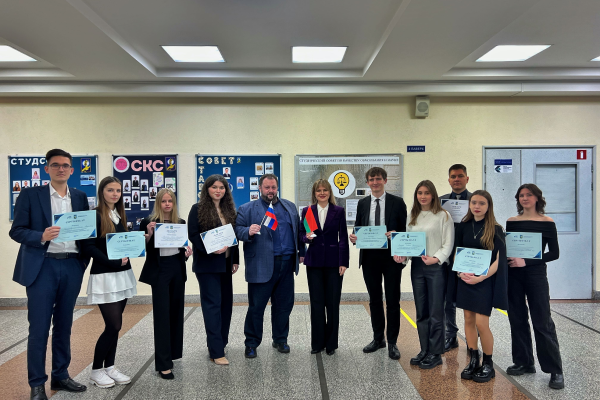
[10,149,90,400]
[349,167,407,360]
[439,163,472,353]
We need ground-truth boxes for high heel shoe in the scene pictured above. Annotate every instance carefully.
[210,357,230,365]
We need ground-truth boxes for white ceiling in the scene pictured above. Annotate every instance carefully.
[1,0,600,96]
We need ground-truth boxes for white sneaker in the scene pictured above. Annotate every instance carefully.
[90,368,115,388]
[105,366,131,385]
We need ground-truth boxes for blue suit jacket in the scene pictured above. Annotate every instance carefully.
[235,198,305,284]
[9,184,90,287]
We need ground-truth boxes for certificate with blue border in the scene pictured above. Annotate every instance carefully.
[505,232,543,259]
[353,226,388,249]
[106,231,146,260]
[391,232,426,257]
[52,210,97,243]
[452,247,492,276]
[154,223,189,248]
[200,224,238,254]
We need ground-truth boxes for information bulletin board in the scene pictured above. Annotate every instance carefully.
[196,154,281,209]
[294,154,403,226]
[112,154,178,231]
[9,155,98,221]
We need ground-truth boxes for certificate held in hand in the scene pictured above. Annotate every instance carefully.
[391,232,426,257]
[505,232,542,259]
[353,226,388,249]
[452,247,492,276]
[106,231,146,260]
[154,223,188,248]
[441,199,469,224]
[53,210,97,243]
[200,223,238,254]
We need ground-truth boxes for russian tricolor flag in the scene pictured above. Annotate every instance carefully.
[263,202,278,230]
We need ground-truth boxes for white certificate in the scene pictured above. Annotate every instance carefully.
[200,224,238,254]
[154,223,189,248]
[441,199,469,223]
[52,210,97,243]
[505,232,543,259]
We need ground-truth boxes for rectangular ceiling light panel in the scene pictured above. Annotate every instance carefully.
[292,46,347,63]
[476,45,550,62]
[162,46,225,62]
[0,45,36,62]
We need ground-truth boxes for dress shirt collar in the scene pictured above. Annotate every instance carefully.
[371,192,386,202]
[317,203,329,212]
[451,189,468,200]
[49,183,71,199]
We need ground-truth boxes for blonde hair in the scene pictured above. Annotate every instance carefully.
[148,188,180,223]
[311,179,336,205]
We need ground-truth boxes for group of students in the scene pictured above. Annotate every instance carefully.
[11,150,564,400]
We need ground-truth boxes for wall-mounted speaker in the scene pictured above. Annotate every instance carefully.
[415,96,430,117]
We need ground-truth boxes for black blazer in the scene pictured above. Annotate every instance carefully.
[354,193,407,267]
[187,203,240,274]
[138,217,188,286]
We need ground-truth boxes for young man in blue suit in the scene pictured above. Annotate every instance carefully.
[10,149,90,400]
[235,174,305,358]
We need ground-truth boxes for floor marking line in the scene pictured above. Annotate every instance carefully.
[400,308,417,329]
[315,352,330,400]
[113,306,198,400]
[496,308,508,316]
[456,332,538,400]
[550,308,600,335]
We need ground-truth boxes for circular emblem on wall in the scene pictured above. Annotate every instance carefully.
[113,156,130,173]
[328,170,356,198]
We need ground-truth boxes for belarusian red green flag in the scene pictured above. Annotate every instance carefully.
[304,206,319,232]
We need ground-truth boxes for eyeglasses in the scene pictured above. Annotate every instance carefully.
[49,163,72,170]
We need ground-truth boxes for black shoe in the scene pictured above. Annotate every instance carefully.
[311,348,324,354]
[461,348,481,380]
[245,346,257,358]
[444,337,459,353]
[419,354,442,369]
[473,353,495,383]
[410,350,428,366]
[549,373,564,389]
[363,339,386,353]
[159,371,174,380]
[30,385,47,400]
[506,364,536,376]
[388,344,400,360]
[326,349,336,356]
[272,342,290,353]
[50,377,87,392]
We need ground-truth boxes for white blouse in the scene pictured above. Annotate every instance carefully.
[406,210,455,265]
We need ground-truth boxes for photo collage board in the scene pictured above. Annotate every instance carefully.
[113,154,178,231]
[196,154,281,209]
[8,155,99,221]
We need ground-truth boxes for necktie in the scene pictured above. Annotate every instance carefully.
[375,199,381,226]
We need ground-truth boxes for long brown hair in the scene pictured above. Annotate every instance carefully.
[311,179,337,206]
[409,180,446,226]
[462,190,502,250]
[96,176,128,237]
[148,188,179,223]
[515,183,546,215]
[197,174,237,230]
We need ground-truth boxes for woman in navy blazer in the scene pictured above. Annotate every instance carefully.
[300,179,349,355]
[188,175,239,365]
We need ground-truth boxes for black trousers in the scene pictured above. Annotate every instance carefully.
[411,258,447,355]
[306,267,344,352]
[508,265,563,373]
[362,253,402,344]
[445,263,459,339]
[244,255,295,347]
[151,255,185,371]
[197,259,233,359]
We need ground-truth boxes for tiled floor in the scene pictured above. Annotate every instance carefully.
[0,300,598,399]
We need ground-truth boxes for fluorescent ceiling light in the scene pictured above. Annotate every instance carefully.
[0,45,36,62]
[292,46,347,63]
[591,56,600,61]
[162,46,224,62]
[476,45,550,62]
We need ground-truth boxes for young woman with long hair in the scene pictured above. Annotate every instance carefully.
[505,184,564,389]
[396,180,454,369]
[139,189,192,379]
[455,190,508,383]
[81,177,136,388]
[299,179,349,356]
[188,175,239,365]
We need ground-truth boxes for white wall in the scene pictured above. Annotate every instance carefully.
[0,97,598,299]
